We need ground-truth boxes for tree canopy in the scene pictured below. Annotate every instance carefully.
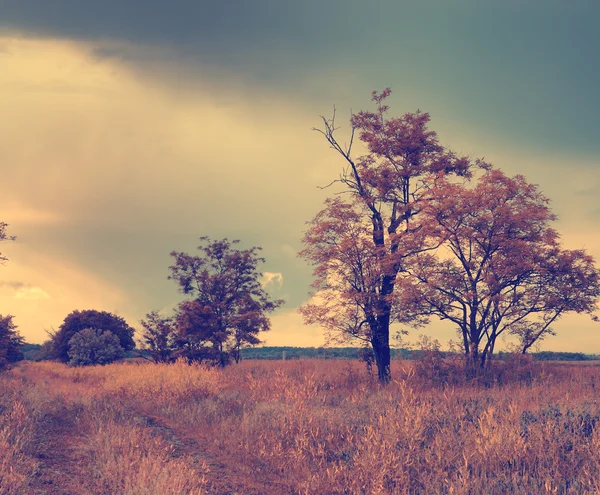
[0,222,15,265]
[169,237,284,366]
[409,167,600,368]
[139,310,178,363]
[300,89,471,382]
[51,309,136,363]
[67,328,125,366]
[301,89,600,380]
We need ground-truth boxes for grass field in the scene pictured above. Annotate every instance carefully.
[1,358,599,494]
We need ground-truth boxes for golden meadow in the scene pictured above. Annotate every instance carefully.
[1,358,600,494]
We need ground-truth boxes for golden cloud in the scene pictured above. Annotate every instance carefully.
[0,35,597,351]
[0,245,130,343]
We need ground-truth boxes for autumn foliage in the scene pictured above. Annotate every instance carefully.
[301,89,600,380]
[409,168,600,368]
[301,89,471,382]
[165,237,284,365]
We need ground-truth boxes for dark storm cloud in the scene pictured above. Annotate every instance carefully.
[0,1,357,60]
[3,1,600,152]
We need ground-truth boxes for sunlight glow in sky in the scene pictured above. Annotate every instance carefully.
[1,1,599,351]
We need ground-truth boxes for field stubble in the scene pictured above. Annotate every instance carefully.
[0,358,599,494]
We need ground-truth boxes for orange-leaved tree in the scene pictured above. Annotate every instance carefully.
[169,237,284,366]
[300,89,470,382]
[409,167,600,370]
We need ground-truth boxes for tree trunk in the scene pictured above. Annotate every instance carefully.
[369,275,396,384]
[465,341,480,379]
[232,347,241,364]
[371,321,391,384]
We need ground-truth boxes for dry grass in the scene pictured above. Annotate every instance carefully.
[0,380,39,495]
[1,358,600,494]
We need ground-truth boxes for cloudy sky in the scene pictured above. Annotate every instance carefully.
[1,1,599,351]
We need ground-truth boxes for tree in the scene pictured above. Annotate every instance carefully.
[300,89,470,382]
[409,167,600,370]
[0,315,24,370]
[169,237,284,366]
[67,328,125,366]
[51,310,135,363]
[0,224,20,371]
[0,222,15,265]
[175,299,227,364]
[139,311,178,363]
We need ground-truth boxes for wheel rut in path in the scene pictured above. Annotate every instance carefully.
[134,413,297,495]
[27,405,92,495]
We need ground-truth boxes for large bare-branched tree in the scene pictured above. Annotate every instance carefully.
[300,89,470,382]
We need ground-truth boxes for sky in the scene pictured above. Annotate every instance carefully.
[0,1,599,351]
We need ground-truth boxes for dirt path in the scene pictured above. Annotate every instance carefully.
[26,405,92,495]
[7,364,91,495]
[11,363,293,494]
[134,413,296,495]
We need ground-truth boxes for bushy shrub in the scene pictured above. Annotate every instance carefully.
[412,336,543,387]
[51,310,135,363]
[67,328,125,366]
[358,347,375,375]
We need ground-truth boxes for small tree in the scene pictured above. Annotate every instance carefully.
[175,300,228,365]
[300,89,470,382]
[139,311,178,363]
[169,237,284,366]
[410,167,600,371]
[67,328,124,366]
[51,310,136,363]
[0,315,24,370]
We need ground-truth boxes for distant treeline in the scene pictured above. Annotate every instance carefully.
[21,344,45,361]
[240,346,600,362]
[241,346,413,360]
[20,343,599,363]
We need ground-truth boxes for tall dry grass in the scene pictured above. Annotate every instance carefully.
[1,358,599,494]
[0,379,38,495]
